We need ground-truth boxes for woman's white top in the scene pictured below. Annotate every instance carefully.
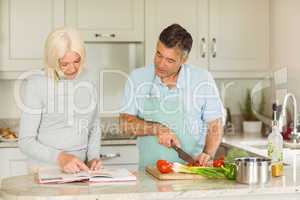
[18,69,101,167]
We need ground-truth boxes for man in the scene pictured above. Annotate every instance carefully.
[120,24,224,169]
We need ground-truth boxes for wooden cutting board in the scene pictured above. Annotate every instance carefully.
[145,166,206,180]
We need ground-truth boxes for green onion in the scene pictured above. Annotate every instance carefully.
[172,162,236,180]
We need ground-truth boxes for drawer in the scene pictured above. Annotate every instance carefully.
[100,145,138,165]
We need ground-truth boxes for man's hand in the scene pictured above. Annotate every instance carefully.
[57,152,89,173]
[195,118,223,166]
[155,124,180,148]
[195,152,212,166]
[87,159,102,171]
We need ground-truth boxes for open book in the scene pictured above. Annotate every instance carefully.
[38,168,136,184]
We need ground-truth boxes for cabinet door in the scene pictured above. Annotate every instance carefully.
[100,145,138,165]
[0,0,65,72]
[145,0,209,68]
[65,0,144,42]
[0,148,27,182]
[209,0,269,72]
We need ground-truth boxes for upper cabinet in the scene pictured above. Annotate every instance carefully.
[145,0,208,69]
[0,0,269,78]
[0,0,65,72]
[209,0,269,73]
[65,0,144,42]
[145,0,270,77]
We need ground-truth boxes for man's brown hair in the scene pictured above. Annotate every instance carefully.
[159,24,193,56]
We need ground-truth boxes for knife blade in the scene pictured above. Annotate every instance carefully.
[171,144,196,165]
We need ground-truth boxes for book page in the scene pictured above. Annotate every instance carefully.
[38,168,136,183]
[89,168,136,182]
[39,169,90,183]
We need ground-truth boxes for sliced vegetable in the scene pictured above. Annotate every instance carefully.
[221,163,237,180]
[172,162,225,179]
[213,159,225,167]
[156,160,173,174]
[172,162,237,180]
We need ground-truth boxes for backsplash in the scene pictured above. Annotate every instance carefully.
[0,114,271,139]
[0,118,20,133]
[0,117,132,139]
[0,77,274,140]
[0,78,273,118]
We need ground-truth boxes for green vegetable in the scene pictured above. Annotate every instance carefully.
[172,162,237,180]
[221,163,237,180]
[225,148,249,163]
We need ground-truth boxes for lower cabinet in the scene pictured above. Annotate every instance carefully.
[0,148,28,182]
[100,145,139,171]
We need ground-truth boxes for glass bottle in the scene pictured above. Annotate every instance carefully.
[267,121,283,176]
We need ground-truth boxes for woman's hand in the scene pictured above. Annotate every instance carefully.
[57,152,89,173]
[87,159,102,171]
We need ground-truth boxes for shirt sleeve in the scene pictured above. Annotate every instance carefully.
[120,71,138,115]
[201,72,225,123]
[18,78,62,164]
[87,106,101,161]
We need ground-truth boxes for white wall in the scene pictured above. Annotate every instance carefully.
[0,77,269,118]
[0,43,273,118]
[270,0,300,107]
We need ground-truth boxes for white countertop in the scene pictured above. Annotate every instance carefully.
[1,166,300,200]
[222,132,269,156]
[2,132,300,199]
[223,132,300,166]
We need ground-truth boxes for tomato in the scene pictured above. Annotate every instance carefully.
[156,160,173,174]
[213,159,224,167]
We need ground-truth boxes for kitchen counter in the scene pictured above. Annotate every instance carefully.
[2,132,300,199]
[1,165,300,200]
[222,132,300,166]
[222,132,269,156]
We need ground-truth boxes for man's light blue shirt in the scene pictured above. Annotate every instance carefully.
[121,64,225,151]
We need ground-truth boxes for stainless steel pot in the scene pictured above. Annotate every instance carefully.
[235,157,271,184]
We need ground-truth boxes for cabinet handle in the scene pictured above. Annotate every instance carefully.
[200,37,207,58]
[211,38,217,58]
[94,33,116,38]
[100,153,120,160]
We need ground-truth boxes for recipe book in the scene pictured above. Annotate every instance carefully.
[38,168,136,184]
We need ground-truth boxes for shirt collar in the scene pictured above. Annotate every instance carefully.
[153,64,186,89]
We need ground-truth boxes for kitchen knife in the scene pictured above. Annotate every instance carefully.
[171,144,197,165]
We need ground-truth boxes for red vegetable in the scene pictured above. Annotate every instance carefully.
[213,159,225,167]
[156,160,173,174]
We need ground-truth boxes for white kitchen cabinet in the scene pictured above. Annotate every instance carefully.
[145,0,208,69]
[209,0,269,73]
[65,0,144,42]
[100,145,139,171]
[145,0,269,77]
[0,0,65,72]
[0,148,27,183]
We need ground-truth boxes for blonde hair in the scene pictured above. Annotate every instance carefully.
[44,27,86,80]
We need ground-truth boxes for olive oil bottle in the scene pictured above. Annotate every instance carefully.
[267,105,283,177]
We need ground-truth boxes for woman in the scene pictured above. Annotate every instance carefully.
[18,27,101,174]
